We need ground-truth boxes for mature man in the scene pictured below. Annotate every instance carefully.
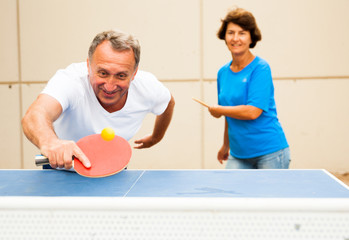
[22,30,175,170]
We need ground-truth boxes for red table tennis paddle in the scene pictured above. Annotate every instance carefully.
[35,134,132,178]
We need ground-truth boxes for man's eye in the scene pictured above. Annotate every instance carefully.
[117,73,128,79]
[98,71,108,77]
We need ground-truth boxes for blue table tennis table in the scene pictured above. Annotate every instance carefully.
[0,169,348,239]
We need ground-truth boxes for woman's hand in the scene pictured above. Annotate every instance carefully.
[208,105,222,118]
[217,144,230,164]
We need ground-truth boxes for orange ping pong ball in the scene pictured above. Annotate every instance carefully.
[101,127,115,141]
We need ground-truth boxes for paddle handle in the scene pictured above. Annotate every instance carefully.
[192,97,210,108]
[35,155,49,166]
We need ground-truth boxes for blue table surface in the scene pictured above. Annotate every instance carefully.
[0,169,348,198]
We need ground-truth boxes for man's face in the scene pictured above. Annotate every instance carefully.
[87,40,138,112]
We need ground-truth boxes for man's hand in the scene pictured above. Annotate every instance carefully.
[133,134,160,149]
[40,139,91,169]
[134,95,175,149]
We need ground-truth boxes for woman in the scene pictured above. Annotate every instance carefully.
[209,8,290,169]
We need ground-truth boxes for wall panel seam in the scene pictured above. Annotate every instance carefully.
[1,75,349,86]
[17,0,24,169]
[199,0,205,169]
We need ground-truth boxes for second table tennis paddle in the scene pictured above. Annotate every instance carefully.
[192,97,210,108]
[35,134,132,178]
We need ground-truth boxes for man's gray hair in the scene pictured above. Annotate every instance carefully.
[88,29,140,69]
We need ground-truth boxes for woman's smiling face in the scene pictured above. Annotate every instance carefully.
[225,22,252,56]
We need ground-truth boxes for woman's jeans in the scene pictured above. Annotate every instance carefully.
[225,147,290,169]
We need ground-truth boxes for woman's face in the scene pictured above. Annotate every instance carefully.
[225,22,252,56]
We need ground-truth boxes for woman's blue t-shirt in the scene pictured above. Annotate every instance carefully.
[217,56,288,159]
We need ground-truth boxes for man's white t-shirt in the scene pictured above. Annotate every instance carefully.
[42,62,171,142]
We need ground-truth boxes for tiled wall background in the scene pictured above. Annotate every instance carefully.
[1,0,348,171]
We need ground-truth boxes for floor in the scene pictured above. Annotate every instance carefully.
[331,172,349,186]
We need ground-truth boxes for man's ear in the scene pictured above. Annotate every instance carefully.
[87,58,90,73]
[131,67,138,81]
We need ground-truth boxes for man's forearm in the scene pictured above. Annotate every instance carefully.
[22,107,57,150]
[152,95,175,142]
[22,94,62,150]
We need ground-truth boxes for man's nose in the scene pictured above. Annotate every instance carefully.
[104,78,117,91]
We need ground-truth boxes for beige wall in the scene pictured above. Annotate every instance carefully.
[1,0,348,171]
